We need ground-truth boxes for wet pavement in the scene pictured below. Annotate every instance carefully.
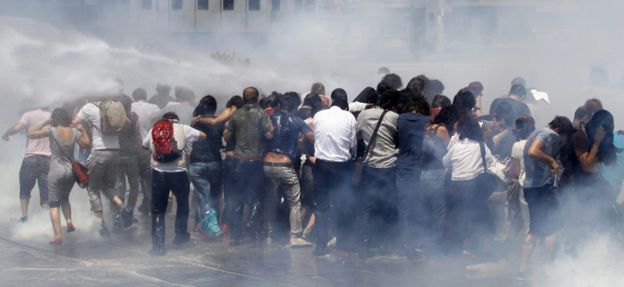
[0,214,515,287]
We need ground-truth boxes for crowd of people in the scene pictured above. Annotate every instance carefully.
[3,73,623,280]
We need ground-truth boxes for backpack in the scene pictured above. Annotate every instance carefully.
[151,119,183,163]
[97,100,127,135]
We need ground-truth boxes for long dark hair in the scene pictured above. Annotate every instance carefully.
[50,108,71,127]
[433,106,459,134]
[457,115,483,142]
[586,109,616,164]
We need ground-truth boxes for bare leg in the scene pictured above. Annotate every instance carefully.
[112,195,124,209]
[20,198,29,219]
[49,207,62,241]
[61,199,72,225]
[519,234,536,273]
[544,234,557,261]
[303,213,316,238]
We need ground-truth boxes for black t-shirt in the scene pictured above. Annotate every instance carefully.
[190,116,224,163]
[118,113,141,156]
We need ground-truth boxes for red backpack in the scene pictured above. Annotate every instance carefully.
[151,119,183,163]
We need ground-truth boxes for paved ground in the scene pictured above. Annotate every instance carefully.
[0,212,517,287]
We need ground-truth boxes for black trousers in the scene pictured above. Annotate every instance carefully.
[151,170,190,246]
[360,166,398,251]
[313,159,353,252]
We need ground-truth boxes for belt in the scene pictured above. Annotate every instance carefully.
[264,162,293,167]
[232,154,262,161]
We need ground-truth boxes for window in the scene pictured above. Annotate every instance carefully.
[223,0,234,10]
[141,0,152,9]
[272,0,280,11]
[171,0,183,9]
[248,0,260,10]
[198,0,209,10]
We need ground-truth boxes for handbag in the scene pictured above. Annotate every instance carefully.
[50,129,90,188]
[353,110,388,185]
[195,208,223,240]
[477,141,497,196]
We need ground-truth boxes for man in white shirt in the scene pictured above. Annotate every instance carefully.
[3,107,52,222]
[158,87,196,126]
[131,88,160,140]
[312,88,357,256]
[73,97,131,237]
[143,112,206,255]
[131,88,160,213]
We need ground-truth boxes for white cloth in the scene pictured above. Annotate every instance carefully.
[313,106,357,162]
[511,140,527,186]
[143,123,200,173]
[76,103,119,151]
[443,137,499,181]
[349,102,368,113]
[18,108,51,156]
[131,100,160,140]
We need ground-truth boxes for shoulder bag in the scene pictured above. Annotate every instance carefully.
[353,110,388,185]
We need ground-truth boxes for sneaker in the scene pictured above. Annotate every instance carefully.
[99,226,111,238]
[290,236,313,248]
[149,245,166,256]
[327,236,337,248]
[49,238,62,245]
[18,216,27,223]
[67,223,76,233]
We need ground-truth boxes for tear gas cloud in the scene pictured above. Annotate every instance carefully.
[1,0,623,285]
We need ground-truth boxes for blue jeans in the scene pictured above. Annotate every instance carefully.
[417,169,447,250]
[189,161,223,226]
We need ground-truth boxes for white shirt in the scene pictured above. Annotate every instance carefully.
[76,102,119,151]
[511,140,527,186]
[131,100,160,140]
[143,123,200,173]
[313,106,357,162]
[443,137,497,181]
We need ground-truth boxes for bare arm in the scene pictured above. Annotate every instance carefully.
[506,158,521,179]
[3,121,27,141]
[436,125,451,147]
[27,119,52,139]
[223,127,232,143]
[77,127,91,149]
[198,131,207,141]
[303,130,315,144]
[193,107,236,126]
[527,138,559,174]
[576,127,606,172]
[264,128,274,140]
